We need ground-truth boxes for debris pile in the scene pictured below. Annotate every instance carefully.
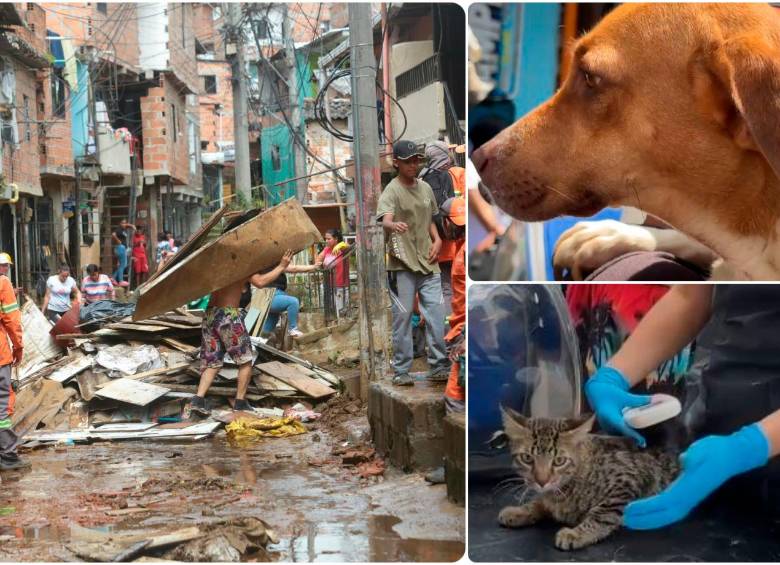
[13,297,341,447]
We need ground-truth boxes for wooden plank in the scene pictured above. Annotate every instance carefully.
[96,379,170,406]
[136,320,200,330]
[161,338,199,354]
[291,364,341,387]
[90,422,158,432]
[153,313,202,326]
[162,383,267,401]
[256,361,335,399]
[48,354,92,383]
[254,373,296,391]
[96,363,192,388]
[134,199,322,321]
[107,323,171,333]
[245,287,275,336]
[143,204,229,287]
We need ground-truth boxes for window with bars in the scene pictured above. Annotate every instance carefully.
[395,55,441,99]
[203,75,217,95]
[51,68,67,118]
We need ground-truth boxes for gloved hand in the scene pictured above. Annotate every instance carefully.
[624,423,770,529]
[584,366,652,447]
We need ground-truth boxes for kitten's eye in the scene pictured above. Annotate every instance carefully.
[581,69,602,89]
[519,453,534,465]
[553,456,568,467]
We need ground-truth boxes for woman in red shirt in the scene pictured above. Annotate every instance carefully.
[317,228,350,314]
[131,226,150,287]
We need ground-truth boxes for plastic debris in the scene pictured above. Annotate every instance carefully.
[95,344,163,377]
[283,402,321,422]
[226,416,307,446]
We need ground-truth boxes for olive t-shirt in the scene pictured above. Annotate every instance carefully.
[376,177,440,275]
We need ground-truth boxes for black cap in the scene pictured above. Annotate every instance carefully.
[393,140,424,160]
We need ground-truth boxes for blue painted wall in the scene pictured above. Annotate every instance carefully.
[71,61,90,159]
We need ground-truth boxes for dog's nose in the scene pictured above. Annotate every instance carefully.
[471,146,490,175]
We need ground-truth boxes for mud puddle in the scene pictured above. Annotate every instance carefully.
[0,416,464,561]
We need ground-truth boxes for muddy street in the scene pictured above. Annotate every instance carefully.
[0,407,464,562]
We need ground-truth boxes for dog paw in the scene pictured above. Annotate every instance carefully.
[498,506,536,528]
[555,527,587,551]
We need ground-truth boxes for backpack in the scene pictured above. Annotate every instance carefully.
[420,168,455,239]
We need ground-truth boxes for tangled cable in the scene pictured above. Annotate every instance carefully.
[313,65,408,144]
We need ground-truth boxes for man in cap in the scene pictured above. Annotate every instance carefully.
[377,140,449,386]
[0,253,28,471]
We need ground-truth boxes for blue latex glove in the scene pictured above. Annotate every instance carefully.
[584,366,652,447]
[624,423,770,530]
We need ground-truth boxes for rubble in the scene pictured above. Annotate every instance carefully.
[12,298,342,448]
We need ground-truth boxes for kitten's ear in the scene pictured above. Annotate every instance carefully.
[561,414,595,441]
[500,405,529,436]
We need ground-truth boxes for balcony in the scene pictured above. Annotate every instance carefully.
[97,126,133,176]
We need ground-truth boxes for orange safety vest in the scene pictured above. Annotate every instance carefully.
[445,242,465,402]
[0,275,22,367]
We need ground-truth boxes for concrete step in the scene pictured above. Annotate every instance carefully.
[368,377,446,472]
[444,411,465,506]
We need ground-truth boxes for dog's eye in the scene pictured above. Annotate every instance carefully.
[582,69,602,89]
[518,453,534,465]
[553,456,568,467]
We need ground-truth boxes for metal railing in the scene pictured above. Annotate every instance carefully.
[285,244,355,325]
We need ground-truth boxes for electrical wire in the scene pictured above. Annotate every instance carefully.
[312,65,408,144]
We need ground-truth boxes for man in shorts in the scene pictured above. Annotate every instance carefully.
[190,248,294,416]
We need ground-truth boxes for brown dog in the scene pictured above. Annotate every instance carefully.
[472,3,780,280]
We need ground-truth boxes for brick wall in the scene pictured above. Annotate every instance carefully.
[197,60,232,152]
[94,3,139,67]
[15,3,46,55]
[39,68,74,174]
[192,3,225,57]
[140,76,194,185]
[3,61,42,195]
[40,3,91,44]
[305,119,351,202]
[167,3,199,93]
[329,4,349,28]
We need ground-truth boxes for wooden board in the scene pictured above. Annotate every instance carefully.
[253,373,296,391]
[161,338,199,354]
[107,323,171,333]
[95,363,192,388]
[143,204,229,287]
[96,379,170,406]
[255,361,335,399]
[90,422,158,432]
[245,287,275,336]
[134,199,322,321]
[48,354,92,383]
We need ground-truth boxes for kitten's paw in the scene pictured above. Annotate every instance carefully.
[555,527,587,551]
[498,506,536,528]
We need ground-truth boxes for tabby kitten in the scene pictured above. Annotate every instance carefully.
[496,407,679,550]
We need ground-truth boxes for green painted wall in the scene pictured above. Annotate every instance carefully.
[260,52,311,204]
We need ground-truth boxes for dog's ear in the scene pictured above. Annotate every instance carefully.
[703,36,780,179]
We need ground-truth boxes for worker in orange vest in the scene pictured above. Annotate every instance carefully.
[0,252,28,471]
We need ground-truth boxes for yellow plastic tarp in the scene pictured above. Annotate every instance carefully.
[226,416,307,447]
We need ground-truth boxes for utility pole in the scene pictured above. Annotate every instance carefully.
[283,4,307,202]
[349,3,391,400]
[227,2,252,207]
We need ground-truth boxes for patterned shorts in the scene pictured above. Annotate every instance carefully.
[200,307,253,369]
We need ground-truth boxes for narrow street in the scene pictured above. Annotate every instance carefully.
[1,383,464,562]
